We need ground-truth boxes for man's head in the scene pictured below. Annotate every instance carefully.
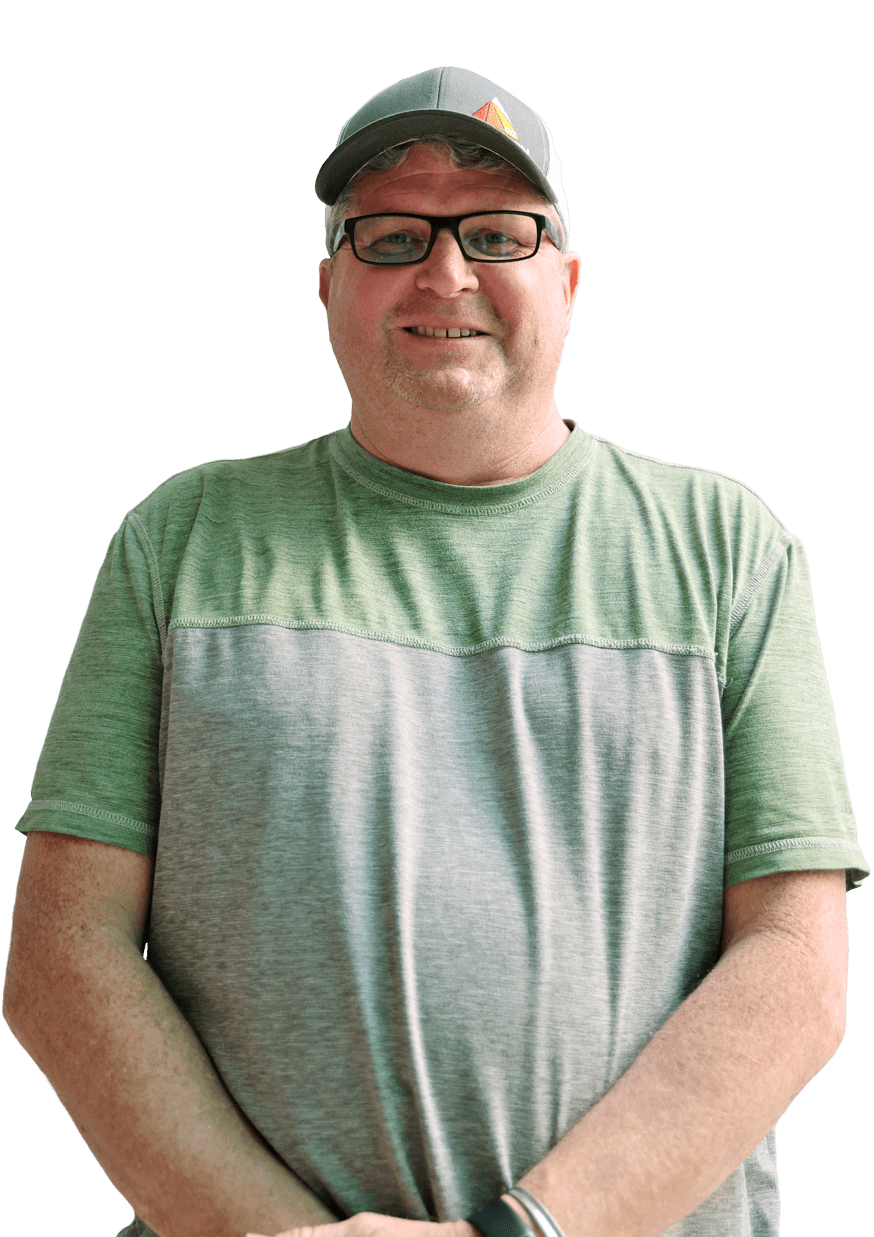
[315,68,580,481]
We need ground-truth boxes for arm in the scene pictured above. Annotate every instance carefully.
[497,868,848,1237]
[3,832,341,1237]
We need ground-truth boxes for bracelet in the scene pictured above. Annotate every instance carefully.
[466,1190,567,1237]
[508,1188,567,1237]
[466,1198,535,1237]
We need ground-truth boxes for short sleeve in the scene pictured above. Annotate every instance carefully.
[722,538,868,891]
[15,515,164,856]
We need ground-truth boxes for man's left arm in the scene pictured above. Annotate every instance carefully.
[497,867,848,1237]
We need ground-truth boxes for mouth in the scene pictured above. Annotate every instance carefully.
[403,326,486,338]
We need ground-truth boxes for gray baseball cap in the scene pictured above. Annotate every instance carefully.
[316,66,568,231]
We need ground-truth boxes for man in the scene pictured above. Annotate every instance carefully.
[4,66,868,1237]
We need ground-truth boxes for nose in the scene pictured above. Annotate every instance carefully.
[414,225,480,298]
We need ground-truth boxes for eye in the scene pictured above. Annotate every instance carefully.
[371,230,419,252]
[461,214,538,259]
[355,217,430,260]
[467,229,521,256]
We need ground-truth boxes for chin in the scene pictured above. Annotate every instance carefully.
[384,365,500,414]
[396,386,492,415]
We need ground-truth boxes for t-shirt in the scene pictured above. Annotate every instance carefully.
[17,421,868,1237]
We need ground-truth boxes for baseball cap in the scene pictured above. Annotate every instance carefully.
[315,66,569,234]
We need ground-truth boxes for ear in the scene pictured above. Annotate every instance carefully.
[562,250,581,329]
[319,258,332,311]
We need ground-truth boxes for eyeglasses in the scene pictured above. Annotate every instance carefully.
[332,211,561,265]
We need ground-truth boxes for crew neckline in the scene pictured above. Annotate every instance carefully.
[329,420,595,513]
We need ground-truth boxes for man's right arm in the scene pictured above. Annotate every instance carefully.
[3,831,342,1237]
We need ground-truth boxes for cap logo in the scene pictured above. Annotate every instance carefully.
[472,97,519,142]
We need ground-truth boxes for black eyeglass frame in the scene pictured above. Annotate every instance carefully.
[332,211,562,265]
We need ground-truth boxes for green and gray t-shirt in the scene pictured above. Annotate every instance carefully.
[18,422,868,1236]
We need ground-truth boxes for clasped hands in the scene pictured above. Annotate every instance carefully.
[247,1212,476,1237]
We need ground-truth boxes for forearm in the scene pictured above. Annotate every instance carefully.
[505,926,843,1237]
[4,927,339,1237]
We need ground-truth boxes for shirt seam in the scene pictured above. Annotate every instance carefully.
[126,509,169,656]
[726,836,863,865]
[24,799,158,837]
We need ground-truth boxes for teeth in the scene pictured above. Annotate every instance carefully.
[410,326,479,337]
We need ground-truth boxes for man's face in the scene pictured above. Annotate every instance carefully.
[318,145,580,419]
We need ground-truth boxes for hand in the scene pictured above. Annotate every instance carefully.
[247,1211,476,1237]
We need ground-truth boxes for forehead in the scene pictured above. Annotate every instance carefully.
[347,145,546,218]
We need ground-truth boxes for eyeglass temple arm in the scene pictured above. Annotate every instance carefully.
[542,216,561,249]
[331,221,348,255]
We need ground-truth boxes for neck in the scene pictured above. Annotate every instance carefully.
[348,403,572,486]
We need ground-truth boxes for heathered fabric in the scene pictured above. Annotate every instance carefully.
[17,422,867,1237]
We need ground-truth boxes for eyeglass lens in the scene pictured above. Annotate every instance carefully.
[351,214,541,264]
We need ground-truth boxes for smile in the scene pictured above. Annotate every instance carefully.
[404,326,484,338]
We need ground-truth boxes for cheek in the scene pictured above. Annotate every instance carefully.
[491,270,560,343]
[329,277,395,352]
[328,283,372,355]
